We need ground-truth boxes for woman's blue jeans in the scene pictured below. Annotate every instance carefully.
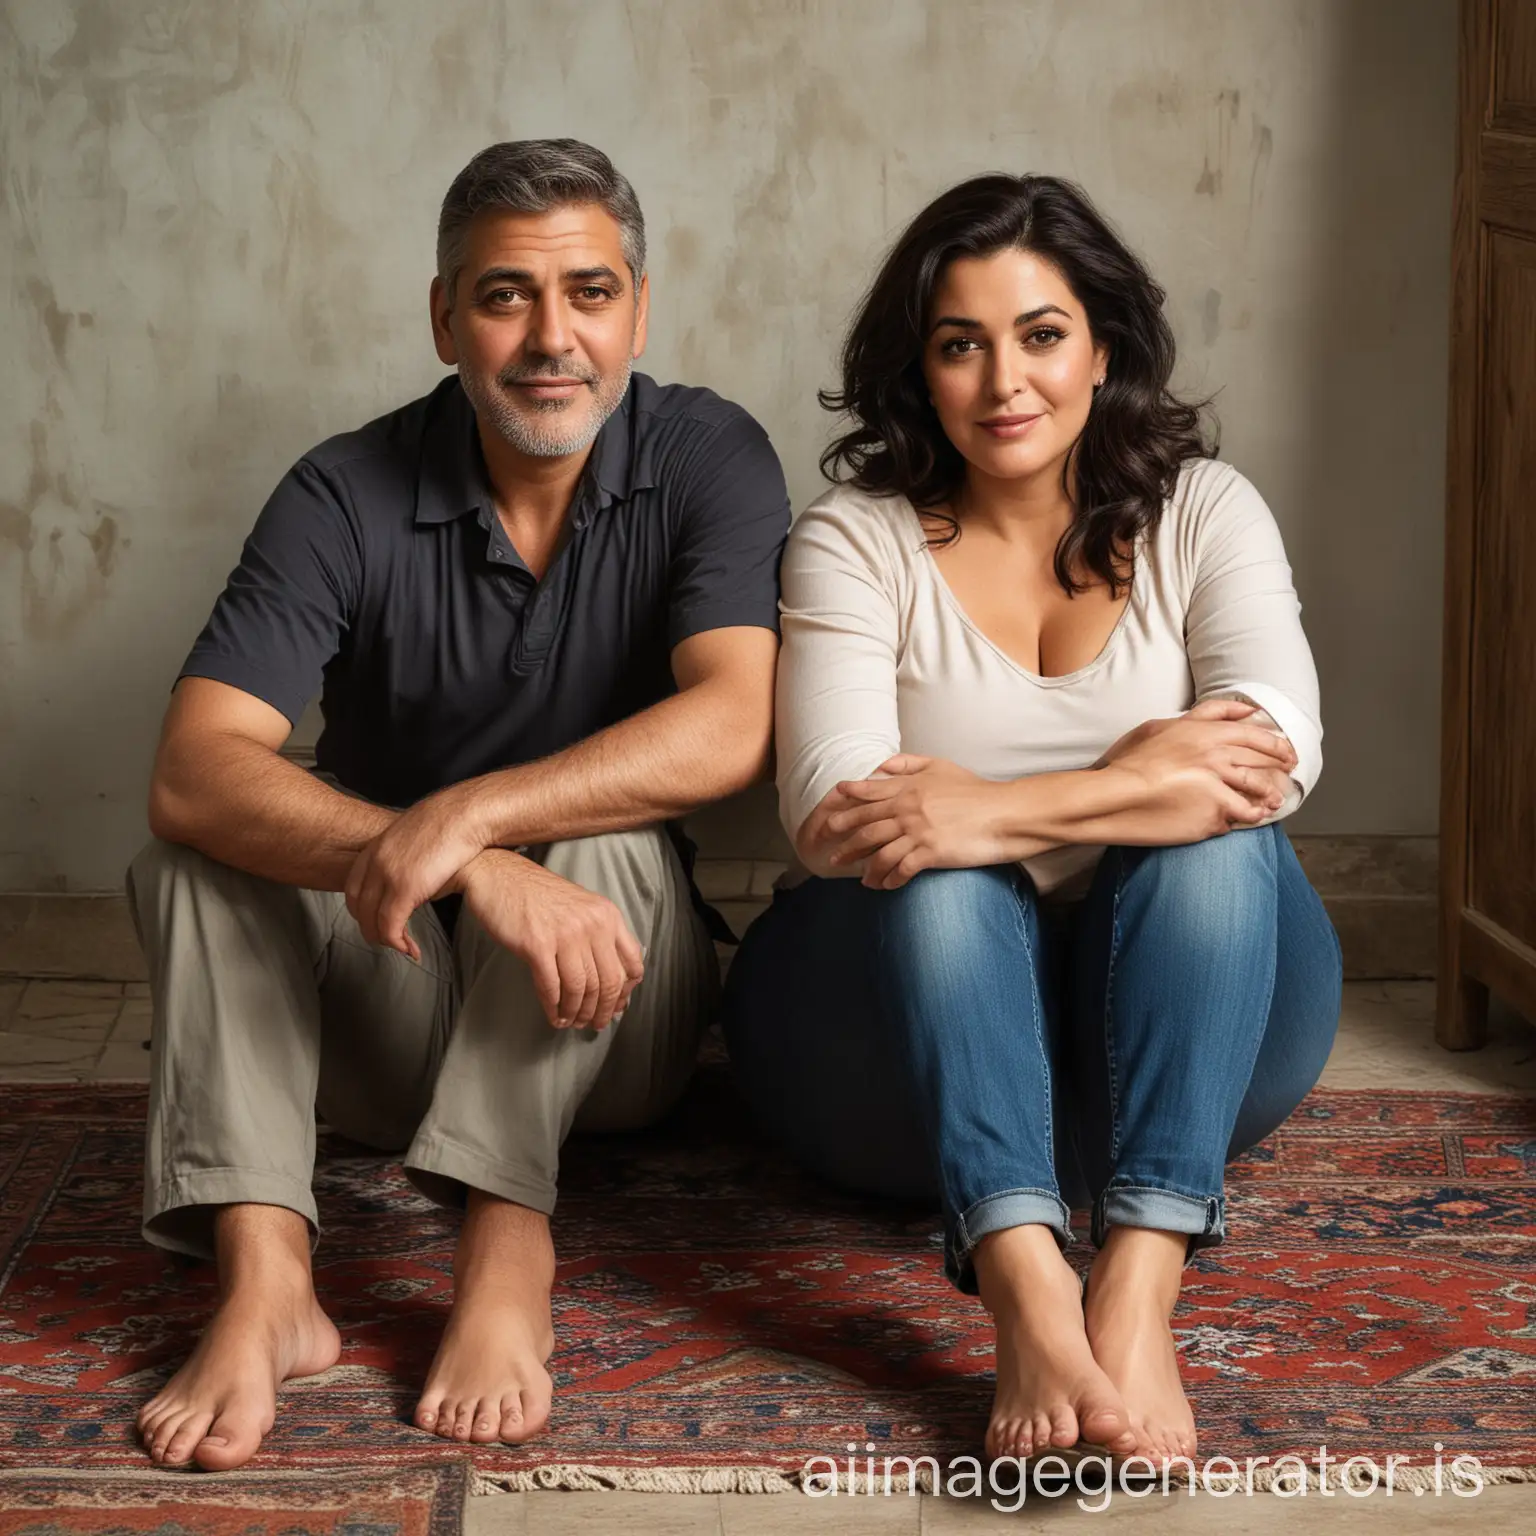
[720,823,1343,1293]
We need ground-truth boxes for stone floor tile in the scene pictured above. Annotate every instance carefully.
[464,1491,527,1536]
[0,1031,101,1078]
[522,1491,723,1534]
[2,1011,117,1042]
[92,1040,153,1081]
[124,982,151,999]
[721,1489,921,1533]
[916,1480,1536,1530]
[109,1003,154,1044]
[18,979,125,1017]
[695,861,757,901]
[1322,982,1536,1094]
[0,978,25,1026]
[748,863,789,897]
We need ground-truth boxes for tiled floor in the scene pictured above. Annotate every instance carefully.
[1,978,1533,1531]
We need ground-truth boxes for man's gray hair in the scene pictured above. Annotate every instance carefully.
[436,139,646,306]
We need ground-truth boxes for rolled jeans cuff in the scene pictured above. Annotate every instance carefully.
[1092,1182,1226,1251]
[947,1186,1074,1293]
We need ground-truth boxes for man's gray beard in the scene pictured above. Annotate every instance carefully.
[459,358,632,458]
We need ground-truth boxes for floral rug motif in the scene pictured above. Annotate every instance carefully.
[1,1074,1534,1489]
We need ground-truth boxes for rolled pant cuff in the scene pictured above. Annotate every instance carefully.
[947,1187,1074,1293]
[143,1167,320,1260]
[1092,1184,1225,1250]
[404,1132,557,1216]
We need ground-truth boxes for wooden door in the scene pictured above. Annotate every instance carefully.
[1439,0,1536,1046]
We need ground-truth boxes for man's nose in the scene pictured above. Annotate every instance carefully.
[528,293,574,361]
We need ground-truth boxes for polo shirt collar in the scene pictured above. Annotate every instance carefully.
[414,375,654,526]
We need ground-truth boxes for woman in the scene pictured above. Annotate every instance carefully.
[721,174,1342,1465]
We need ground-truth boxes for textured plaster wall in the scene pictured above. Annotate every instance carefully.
[1,0,1455,890]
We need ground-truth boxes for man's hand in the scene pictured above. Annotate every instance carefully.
[460,850,644,1029]
[1094,698,1298,842]
[820,756,1013,891]
[345,784,491,960]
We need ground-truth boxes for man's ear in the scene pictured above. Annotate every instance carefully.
[430,275,458,366]
[632,272,650,361]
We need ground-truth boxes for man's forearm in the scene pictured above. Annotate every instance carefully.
[453,681,770,849]
[150,732,395,891]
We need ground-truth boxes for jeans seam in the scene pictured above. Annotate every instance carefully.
[1005,875,1053,1161]
[1103,849,1126,1166]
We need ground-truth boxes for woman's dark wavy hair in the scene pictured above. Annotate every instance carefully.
[819,174,1216,596]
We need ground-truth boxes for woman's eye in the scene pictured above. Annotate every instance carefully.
[1026,327,1065,347]
[941,337,979,356]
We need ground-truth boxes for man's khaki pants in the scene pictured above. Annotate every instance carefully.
[126,829,719,1258]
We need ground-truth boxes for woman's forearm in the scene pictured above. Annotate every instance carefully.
[991,766,1176,857]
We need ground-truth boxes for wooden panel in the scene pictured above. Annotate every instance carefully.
[1491,0,1536,134]
[1463,909,1536,1026]
[1438,0,1493,1049]
[1467,229,1536,950]
[1481,131,1536,232]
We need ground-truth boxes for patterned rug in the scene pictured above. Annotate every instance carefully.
[0,1465,465,1535]
[2,1073,1535,1491]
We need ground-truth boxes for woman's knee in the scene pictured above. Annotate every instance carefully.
[874,864,1030,962]
[1112,824,1282,939]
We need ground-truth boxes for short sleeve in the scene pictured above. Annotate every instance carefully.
[177,458,363,726]
[774,492,905,869]
[1181,462,1323,813]
[666,413,791,648]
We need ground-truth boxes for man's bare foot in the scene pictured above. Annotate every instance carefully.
[137,1205,340,1470]
[975,1225,1136,1462]
[415,1191,555,1445]
[1085,1226,1197,1462]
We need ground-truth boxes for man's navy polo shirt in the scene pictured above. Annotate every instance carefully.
[179,371,790,861]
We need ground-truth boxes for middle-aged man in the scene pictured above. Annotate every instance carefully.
[126,139,790,1471]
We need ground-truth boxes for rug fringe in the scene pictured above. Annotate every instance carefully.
[470,1461,1536,1496]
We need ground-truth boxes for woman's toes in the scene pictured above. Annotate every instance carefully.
[498,1396,525,1443]
[1078,1400,1132,1451]
[162,1414,213,1467]
[1048,1405,1078,1448]
[452,1402,474,1441]
[193,1410,264,1473]
[414,1393,442,1432]
[469,1399,500,1444]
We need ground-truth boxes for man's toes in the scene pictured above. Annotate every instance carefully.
[192,1409,265,1472]
[161,1412,214,1467]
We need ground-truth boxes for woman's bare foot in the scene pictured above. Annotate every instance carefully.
[1084,1226,1197,1461]
[137,1205,341,1471]
[974,1225,1136,1461]
[415,1192,555,1445]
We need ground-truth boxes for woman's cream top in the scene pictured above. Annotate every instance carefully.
[774,458,1323,900]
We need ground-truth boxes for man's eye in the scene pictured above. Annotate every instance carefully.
[578,286,612,300]
[486,289,519,305]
